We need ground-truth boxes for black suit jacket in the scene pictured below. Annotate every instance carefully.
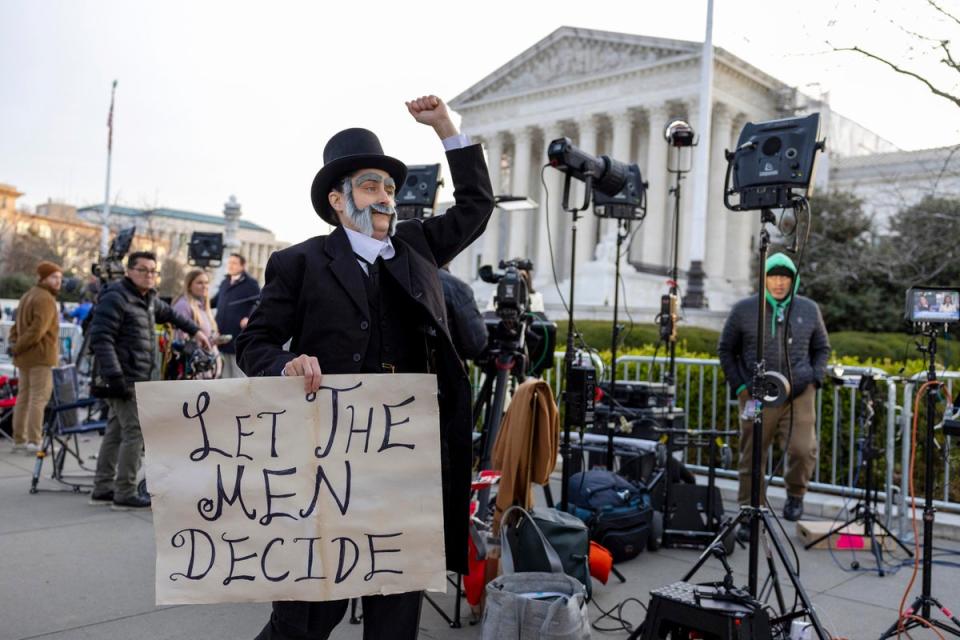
[237,144,493,574]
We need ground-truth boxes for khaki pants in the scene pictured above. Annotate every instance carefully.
[94,390,143,501]
[12,366,53,445]
[737,384,818,505]
[220,353,246,379]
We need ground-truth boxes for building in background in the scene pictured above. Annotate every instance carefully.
[447,26,938,318]
[77,202,286,282]
[0,191,168,276]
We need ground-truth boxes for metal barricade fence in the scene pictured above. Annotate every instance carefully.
[471,352,960,539]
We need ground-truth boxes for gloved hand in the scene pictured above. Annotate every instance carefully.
[107,376,130,399]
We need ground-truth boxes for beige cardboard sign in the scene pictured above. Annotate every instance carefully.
[136,374,447,605]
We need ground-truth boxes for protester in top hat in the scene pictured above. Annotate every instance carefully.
[8,261,63,454]
[238,95,494,640]
[211,252,260,378]
[718,253,830,537]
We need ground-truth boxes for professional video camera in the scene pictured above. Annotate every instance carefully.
[91,226,136,285]
[477,259,556,379]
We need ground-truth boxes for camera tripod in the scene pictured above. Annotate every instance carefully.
[472,337,528,521]
[637,206,829,640]
[878,327,960,638]
[804,374,912,574]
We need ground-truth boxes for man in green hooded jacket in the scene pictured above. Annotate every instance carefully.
[717,253,830,528]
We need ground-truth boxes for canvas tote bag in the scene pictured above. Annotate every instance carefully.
[481,506,591,640]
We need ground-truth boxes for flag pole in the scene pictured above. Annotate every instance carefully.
[100,79,117,258]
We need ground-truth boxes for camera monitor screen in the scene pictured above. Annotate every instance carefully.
[905,288,960,324]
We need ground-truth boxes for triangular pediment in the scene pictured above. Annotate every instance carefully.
[451,27,700,107]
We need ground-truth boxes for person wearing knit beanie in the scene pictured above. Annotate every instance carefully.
[9,261,63,454]
[717,251,831,532]
[36,261,62,281]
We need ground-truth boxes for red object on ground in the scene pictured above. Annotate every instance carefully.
[589,541,613,584]
[463,534,486,606]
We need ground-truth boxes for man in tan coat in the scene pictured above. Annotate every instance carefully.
[9,261,62,453]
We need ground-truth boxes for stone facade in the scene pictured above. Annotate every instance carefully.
[447,27,902,315]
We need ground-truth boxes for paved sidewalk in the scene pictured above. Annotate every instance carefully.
[3,433,960,640]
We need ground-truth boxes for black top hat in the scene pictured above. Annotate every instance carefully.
[310,128,408,226]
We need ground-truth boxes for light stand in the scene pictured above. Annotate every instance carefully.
[635,205,829,640]
[879,326,960,638]
[804,372,913,573]
[558,173,593,513]
[604,217,631,467]
[661,123,694,406]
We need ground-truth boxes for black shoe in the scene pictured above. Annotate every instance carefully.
[736,523,750,544]
[111,494,151,511]
[783,496,804,522]
[88,490,114,506]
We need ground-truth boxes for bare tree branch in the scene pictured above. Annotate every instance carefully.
[928,0,960,27]
[836,45,960,107]
[940,39,960,70]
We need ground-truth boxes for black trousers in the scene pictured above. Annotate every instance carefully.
[255,591,423,640]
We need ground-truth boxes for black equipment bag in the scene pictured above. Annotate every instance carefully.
[504,506,593,598]
[567,470,653,563]
[590,504,652,563]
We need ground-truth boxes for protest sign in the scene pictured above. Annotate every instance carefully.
[136,374,447,605]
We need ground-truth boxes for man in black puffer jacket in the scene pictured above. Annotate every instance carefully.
[89,251,211,510]
[718,252,830,526]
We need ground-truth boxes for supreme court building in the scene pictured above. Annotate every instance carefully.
[446,27,907,318]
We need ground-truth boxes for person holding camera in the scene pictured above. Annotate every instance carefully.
[88,251,211,510]
[171,269,222,379]
[718,253,830,532]
[237,95,493,640]
[8,261,62,454]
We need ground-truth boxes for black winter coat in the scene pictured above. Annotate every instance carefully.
[90,277,198,387]
[211,272,260,354]
[237,144,493,574]
[439,269,488,361]
[717,294,831,398]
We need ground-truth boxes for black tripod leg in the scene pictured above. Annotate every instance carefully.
[682,509,748,582]
[802,513,860,550]
[761,528,787,615]
[878,597,922,639]
[871,518,914,557]
[759,511,830,640]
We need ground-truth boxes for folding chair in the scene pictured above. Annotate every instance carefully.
[0,375,17,443]
[29,365,108,494]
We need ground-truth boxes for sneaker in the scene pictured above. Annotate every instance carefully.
[783,496,804,522]
[23,443,40,456]
[736,523,751,544]
[88,490,114,506]
[10,443,25,454]
[111,494,152,511]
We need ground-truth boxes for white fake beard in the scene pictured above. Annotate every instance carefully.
[343,179,397,237]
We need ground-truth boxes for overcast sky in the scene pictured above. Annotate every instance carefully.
[1,0,957,244]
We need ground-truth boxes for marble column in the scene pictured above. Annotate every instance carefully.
[705,104,733,280]
[731,113,755,285]
[535,123,565,280]
[574,115,599,265]
[600,109,634,243]
[482,132,504,267]
[509,128,533,261]
[641,104,670,269]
